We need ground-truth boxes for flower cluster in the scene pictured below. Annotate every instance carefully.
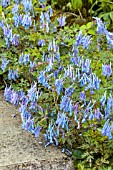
[1,0,113,151]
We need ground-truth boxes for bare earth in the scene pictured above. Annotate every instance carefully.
[0,91,74,170]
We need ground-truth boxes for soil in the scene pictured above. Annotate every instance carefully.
[0,91,74,170]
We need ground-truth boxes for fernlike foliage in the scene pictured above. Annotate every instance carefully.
[0,0,113,169]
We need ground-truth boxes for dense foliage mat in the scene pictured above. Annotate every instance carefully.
[0,0,113,169]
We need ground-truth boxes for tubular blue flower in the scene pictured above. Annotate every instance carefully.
[85,73,100,93]
[21,0,33,12]
[38,71,50,88]
[18,90,25,101]
[57,15,66,27]
[100,91,106,107]
[48,39,58,52]
[101,120,112,140]
[64,65,74,79]
[12,4,18,14]
[13,13,20,27]
[104,105,110,119]
[48,6,53,17]
[23,117,35,133]
[73,102,79,121]
[60,95,73,115]
[44,12,50,23]
[2,0,10,8]
[27,83,37,101]
[102,63,112,77]
[21,96,29,106]
[40,12,44,23]
[3,24,12,39]
[0,20,4,28]
[54,66,63,78]
[19,53,30,65]
[33,126,42,138]
[29,61,36,71]
[79,73,88,87]
[46,57,53,72]
[71,55,80,67]
[19,14,23,24]
[81,58,91,73]
[56,112,68,131]
[44,122,58,147]
[75,31,83,46]
[8,69,18,81]
[19,104,32,127]
[55,79,63,95]
[1,58,9,71]
[29,101,37,111]
[93,17,107,35]
[93,73,101,90]
[38,39,45,47]
[94,108,103,120]
[79,91,86,101]
[4,86,12,102]
[22,14,32,29]
[65,87,74,97]
[81,35,91,49]
[12,34,19,46]
[14,0,20,3]
[10,90,19,105]
[86,100,96,111]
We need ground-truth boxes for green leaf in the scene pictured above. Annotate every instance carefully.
[73,149,82,159]
[77,164,84,170]
[88,29,95,35]
[110,11,113,22]
[71,0,82,10]
[0,5,2,13]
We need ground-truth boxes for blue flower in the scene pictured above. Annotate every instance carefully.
[27,83,37,102]
[44,12,50,23]
[65,87,74,97]
[57,15,66,27]
[12,34,19,46]
[79,91,86,101]
[60,95,73,116]
[13,13,20,27]
[38,71,50,88]
[102,63,112,77]
[10,90,19,105]
[75,31,83,46]
[100,91,106,108]
[101,120,112,140]
[12,4,18,14]
[55,79,63,95]
[21,0,33,12]
[38,39,45,47]
[22,14,32,29]
[19,53,30,65]
[8,69,18,81]
[1,58,9,71]
[33,126,42,138]
[0,20,4,28]
[44,122,58,147]
[94,108,103,120]
[56,112,68,130]
[93,17,107,35]
[81,58,91,73]
[2,0,10,8]
[81,35,91,49]
[4,86,12,102]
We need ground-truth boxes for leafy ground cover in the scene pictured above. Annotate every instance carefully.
[0,0,113,169]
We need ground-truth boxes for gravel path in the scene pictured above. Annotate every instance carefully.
[0,91,74,170]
